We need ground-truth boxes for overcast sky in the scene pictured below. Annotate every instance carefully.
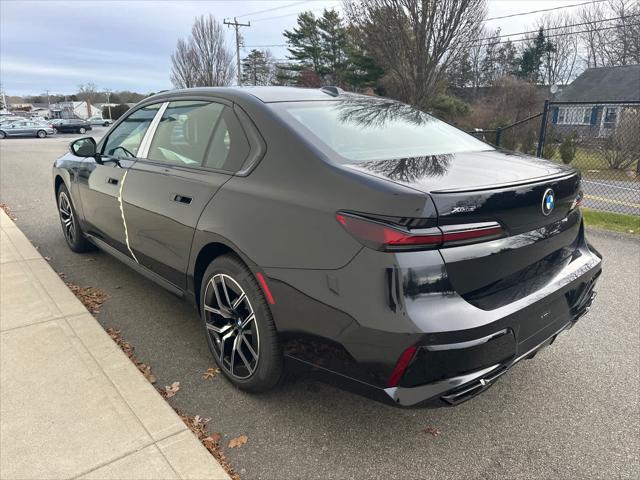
[1,0,590,96]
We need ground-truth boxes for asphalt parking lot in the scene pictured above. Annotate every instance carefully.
[1,133,639,479]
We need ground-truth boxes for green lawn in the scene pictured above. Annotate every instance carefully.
[546,147,639,182]
[583,208,640,235]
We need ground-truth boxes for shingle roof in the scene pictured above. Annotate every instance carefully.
[554,64,640,102]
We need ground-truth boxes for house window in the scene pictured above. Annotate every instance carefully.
[557,107,591,125]
[603,107,617,126]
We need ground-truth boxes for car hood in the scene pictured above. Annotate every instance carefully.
[343,149,575,193]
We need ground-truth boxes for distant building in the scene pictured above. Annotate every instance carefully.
[551,64,640,138]
[48,101,102,120]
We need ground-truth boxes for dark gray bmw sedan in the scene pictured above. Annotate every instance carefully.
[53,87,601,406]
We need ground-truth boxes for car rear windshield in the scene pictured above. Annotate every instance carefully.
[271,97,493,163]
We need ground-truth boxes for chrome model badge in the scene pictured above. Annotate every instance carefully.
[542,188,555,216]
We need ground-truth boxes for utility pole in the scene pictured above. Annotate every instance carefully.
[224,17,250,86]
[104,89,112,119]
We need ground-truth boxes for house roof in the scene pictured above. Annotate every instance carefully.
[554,64,640,102]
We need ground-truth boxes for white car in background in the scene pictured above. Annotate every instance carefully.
[87,116,113,126]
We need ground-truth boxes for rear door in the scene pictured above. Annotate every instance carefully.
[77,103,161,255]
[122,99,252,288]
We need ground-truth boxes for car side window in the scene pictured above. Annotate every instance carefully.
[102,104,160,159]
[146,101,224,167]
[203,106,250,172]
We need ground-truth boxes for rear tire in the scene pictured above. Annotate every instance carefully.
[79,127,86,134]
[200,254,283,392]
[0,131,5,139]
[37,130,46,138]
[56,184,93,253]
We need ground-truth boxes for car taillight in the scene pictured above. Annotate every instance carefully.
[336,212,503,251]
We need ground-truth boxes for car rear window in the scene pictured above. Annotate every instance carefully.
[270,97,493,163]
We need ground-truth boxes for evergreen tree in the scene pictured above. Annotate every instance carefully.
[517,28,555,83]
[317,9,348,84]
[283,12,322,73]
[241,49,276,86]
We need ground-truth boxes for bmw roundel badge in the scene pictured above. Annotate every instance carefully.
[542,188,555,216]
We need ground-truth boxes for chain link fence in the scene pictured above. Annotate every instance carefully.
[542,101,639,216]
[468,101,640,216]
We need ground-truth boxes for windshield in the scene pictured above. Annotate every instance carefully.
[271,96,492,163]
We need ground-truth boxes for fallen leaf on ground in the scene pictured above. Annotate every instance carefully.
[44,256,51,261]
[176,410,240,480]
[0,203,17,220]
[228,435,248,449]
[106,328,157,385]
[163,381,180,398]
[65,282,109,314]
[422,426,441,437]
[202,367,220,379]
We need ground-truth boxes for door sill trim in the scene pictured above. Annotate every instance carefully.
[86,234,184,297]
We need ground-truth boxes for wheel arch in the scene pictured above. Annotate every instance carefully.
[189,234,258,313]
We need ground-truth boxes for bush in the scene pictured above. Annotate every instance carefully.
[599,112,640,170]
[542,143,557,160]
[103,104,130,121]
[559,134,577,164]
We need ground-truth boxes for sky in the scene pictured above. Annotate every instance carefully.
[0,0,593,96]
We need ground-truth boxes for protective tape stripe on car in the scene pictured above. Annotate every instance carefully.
[118,170,139,263]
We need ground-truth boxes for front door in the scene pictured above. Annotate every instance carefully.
[77,103,161,256]
[122,100,251,289]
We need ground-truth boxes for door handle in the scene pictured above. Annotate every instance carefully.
[106,177,119,186]
[173,194,192,205]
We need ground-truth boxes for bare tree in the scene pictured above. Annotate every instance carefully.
[344,0,487,109]
[76,83,100,106]
[170,14,235,88]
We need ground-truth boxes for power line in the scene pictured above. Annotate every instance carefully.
[468,21,640,48]
[484,0,607,22]
[470,13,639,44]
[250,4,340,23]
[235,1,309,19]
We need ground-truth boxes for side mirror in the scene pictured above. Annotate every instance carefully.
[70,137,97,158]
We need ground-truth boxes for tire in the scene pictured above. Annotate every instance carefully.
[103,122,109,127]
[79,127,86,134]
[200,254,283,392]
[0,131,5,139]
[37,130,46,138]
[52,128,58,134]
[56,184,93,253]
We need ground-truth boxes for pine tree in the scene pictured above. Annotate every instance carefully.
[241,49,275,86]
[283,12,322,72]
[317,9,348,85]
[517,28,555,83]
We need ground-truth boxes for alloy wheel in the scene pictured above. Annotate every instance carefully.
[58,191,76,245]
[203,273,260,379]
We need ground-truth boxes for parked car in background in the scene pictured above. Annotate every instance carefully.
[0,119,55,138]
[88,116,113,126]
[52,119,92,134]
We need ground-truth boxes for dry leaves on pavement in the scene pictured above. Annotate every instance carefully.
[202,367,220,380]
[106,328,157,384]
[161,381,180,398]
[0,203,17,220]
[177,410,240,480]
[422,426,441,437]
[228,435,248,449]
[65,282,109,314]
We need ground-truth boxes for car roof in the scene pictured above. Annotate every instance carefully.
[146,86,343,104]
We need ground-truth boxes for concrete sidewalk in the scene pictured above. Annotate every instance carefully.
[0,209,229,480]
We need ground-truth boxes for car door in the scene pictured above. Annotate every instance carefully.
[77,103,162,256]
[122,99,251,289]
[6,121,27,136]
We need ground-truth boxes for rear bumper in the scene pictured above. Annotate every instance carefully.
[267,219,602,406]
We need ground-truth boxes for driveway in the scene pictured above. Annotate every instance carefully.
[1,135,638,479]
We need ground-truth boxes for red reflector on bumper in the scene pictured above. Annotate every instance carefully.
[387,345,418,388]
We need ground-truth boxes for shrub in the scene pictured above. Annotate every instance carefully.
[599,111,640,170]
[559,134,577,164]
[542,143,557,160]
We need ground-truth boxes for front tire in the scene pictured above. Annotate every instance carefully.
[200,254,283,392]
[79,127,86,134]
[56,184,93,253]
[37,130,46,138]
[0,131,6,139]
